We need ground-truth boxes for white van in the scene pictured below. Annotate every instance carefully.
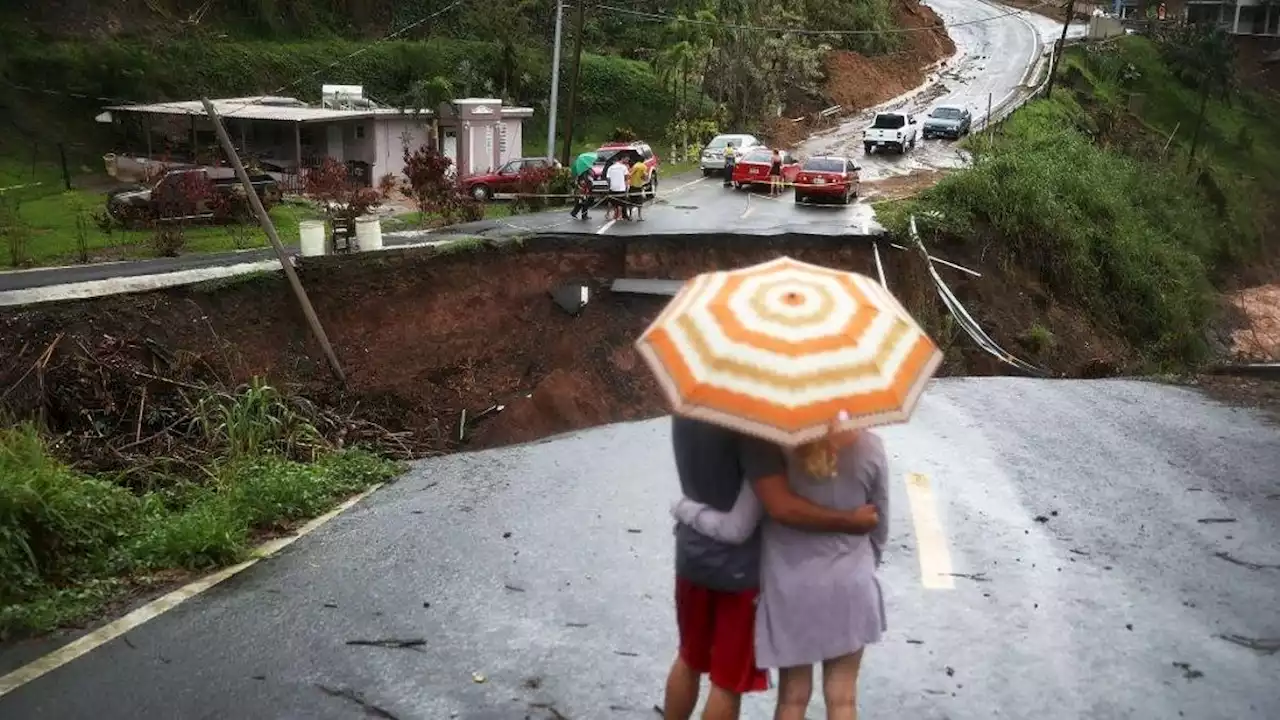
[700,134,763,175]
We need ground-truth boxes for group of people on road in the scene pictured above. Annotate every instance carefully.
[570,151,648,223]
[660,413,889,720]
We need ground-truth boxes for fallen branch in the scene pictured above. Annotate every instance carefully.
[345,638,427,651]
[1216,634,1280,655]
[1214,551,1280,571]
[0,332,63,403]
[315,685,400,719]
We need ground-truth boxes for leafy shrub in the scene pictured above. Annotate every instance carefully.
[1,425,142,605]
[509,165,557,214]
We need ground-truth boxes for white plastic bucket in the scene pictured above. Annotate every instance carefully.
[299,220,326,257]
[355,215,383,252]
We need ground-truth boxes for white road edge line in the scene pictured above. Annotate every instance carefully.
[0,482,386,698]
[904,472,955,590]
[0,260,283,308]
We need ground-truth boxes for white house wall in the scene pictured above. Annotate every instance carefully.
[374,117,434,183]
[500,119,523,165]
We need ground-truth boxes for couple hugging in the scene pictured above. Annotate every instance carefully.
[660,412,888,720]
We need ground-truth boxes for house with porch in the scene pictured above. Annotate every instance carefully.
[96,92,534,186]
[1111,0,1279,36]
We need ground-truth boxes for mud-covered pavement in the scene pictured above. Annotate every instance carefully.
[3,378,1278,719]
[800,0,1086,183]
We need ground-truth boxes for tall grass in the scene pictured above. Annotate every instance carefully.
[888,37,1278,367]
[1,380,401,637]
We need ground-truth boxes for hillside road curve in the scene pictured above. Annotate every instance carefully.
[800,0,1087,182]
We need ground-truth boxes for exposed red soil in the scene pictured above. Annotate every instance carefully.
[767,0,956,148]
[1,234,1150,467]
[1235,35,1280,98]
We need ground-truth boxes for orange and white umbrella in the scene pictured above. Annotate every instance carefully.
[635,256,943,446]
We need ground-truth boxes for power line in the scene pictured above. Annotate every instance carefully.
[1,0,467,117]
[590,1,1056,35]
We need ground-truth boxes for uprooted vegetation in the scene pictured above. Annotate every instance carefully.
[879,32,1280,371]
[1,346,403,637]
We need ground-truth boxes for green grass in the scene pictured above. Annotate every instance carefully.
[881,36,1279,368]
[0,160,324,268]
[1,380,403,637]
[381,203,513,232]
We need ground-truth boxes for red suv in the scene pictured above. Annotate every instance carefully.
[461,157,560,201]
[589,141,660,197]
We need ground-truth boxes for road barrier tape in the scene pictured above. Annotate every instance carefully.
[908,215,1049,377]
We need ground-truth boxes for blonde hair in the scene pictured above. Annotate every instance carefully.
[795,437,839,480]
[794,415,860,480]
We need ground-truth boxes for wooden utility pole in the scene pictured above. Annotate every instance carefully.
[559,0,586,167]
[1044,0,1076,98]
[200,98,346,384]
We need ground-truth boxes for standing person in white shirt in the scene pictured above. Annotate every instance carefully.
[605,155,631,221]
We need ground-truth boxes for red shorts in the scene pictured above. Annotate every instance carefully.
[674,576,770,694]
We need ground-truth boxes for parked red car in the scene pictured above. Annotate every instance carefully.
[461,156,560,201]
[731,149,801,190]
[794,156,861,205]
[589,141,661,196]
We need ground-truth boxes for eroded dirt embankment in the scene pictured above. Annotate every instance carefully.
[769,0,957,147]
[0,234,1139,466]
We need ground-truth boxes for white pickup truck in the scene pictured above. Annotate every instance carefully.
[862,112,919,155]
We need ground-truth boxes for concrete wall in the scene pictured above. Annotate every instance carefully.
[374,116,434,183]
[500,119,524,165]
[1088,14,1127,38]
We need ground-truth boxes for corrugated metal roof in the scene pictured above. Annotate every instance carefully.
[104,96,536,123]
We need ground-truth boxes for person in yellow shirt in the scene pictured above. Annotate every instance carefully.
[628,155,648,221]
[722,142,737,187]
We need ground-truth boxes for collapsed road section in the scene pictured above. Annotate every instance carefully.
[0,231,1117,471]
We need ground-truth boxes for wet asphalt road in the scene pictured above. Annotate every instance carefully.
[2,378,1278,719]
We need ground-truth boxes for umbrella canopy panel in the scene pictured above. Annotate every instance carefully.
[636,256,942,446]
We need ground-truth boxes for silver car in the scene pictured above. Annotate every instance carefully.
[699,134,762,175]
[922,106,972,140]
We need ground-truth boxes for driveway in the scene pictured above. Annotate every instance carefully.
[2,378,1277,718]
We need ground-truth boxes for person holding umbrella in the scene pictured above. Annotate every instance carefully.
[570,151,597,221]
[636,257,944,720]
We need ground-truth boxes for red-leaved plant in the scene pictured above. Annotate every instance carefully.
[303,157,383,224]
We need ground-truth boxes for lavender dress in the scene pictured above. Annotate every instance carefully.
[672,431,890,669]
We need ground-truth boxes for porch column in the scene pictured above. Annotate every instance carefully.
[238,120,247,155]
[294,121,303,172]
[145,114,153,158]
[491,122,501,170]
[1233,1,1241,33]
[189,115,198,163]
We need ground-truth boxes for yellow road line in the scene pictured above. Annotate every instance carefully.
[903,472,955,590]
[0,483,386,698]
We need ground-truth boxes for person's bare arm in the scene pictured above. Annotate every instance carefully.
[867,451,890,566]
[740,435,878,535]
[753,473,879,534]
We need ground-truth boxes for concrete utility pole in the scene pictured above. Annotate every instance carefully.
[560,0,586,166]
[1044,0,1077,98]
[546,0,565,159]
[200,98,346,384]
